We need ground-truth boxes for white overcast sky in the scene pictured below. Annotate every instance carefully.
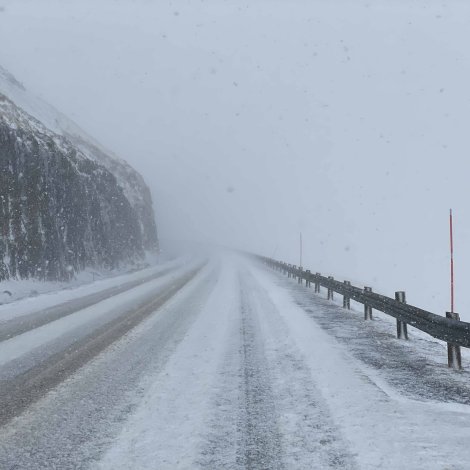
[1,0,470,318]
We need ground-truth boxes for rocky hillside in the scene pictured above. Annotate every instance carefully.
[0,66,158,281]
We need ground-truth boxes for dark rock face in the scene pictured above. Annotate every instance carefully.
[0,93,158,281]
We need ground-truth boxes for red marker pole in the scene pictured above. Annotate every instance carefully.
[450,209,454,313]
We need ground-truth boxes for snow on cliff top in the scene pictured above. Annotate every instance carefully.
[0,65,78,136]
[0,64,145,206]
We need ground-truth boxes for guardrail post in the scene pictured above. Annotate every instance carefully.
[395,291,409,339]
[327,276,334,300]
[315,273,321,293]
[446,312,462,370]
[343,281,351,309]
[364,287,373,320]
[305,270,311,287]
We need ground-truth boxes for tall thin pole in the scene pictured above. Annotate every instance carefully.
[300,232,303,268]
[450,209,454,313]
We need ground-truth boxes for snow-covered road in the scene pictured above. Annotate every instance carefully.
[1,254,470,469]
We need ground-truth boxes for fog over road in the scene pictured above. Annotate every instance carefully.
[1,254,470,469]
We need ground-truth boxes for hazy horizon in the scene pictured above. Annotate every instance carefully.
[1,0,470,319]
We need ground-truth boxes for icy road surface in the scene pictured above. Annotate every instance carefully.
[1,254,470,469]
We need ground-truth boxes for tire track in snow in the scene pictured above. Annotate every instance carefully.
[0,263,218,469]
[0,266,202,427]
[237,274,285,470]
[197,267,284,470]
[97,257,240,470]
[200,261,355,469]
[240,268,357,470]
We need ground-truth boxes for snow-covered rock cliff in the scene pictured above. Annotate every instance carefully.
[0,66,158,281]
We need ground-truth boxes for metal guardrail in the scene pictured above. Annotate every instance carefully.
[259,256,470,370]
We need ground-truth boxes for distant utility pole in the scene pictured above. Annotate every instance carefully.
[299,232,303,268]
[450,209,454,313]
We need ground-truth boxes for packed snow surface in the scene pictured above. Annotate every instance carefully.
[1,253,470,469]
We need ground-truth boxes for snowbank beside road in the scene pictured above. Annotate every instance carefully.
[0,255,185,323]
